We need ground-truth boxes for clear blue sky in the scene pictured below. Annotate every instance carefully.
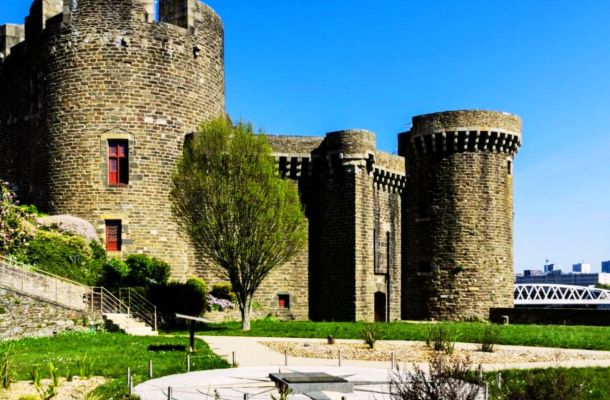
[2,0,609,272]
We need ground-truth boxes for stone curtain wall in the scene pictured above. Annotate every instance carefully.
[0,288,88,339]
[400,110,521,320]
[0,0,225,279]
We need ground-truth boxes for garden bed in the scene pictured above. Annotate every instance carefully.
[261,340,610,365]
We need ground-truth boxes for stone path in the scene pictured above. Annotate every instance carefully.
[201,335,610,371]
[134,336,610,400]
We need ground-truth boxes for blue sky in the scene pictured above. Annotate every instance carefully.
[2,0,609,272]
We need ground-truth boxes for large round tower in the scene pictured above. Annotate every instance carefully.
[399,110,522,320]
[20,0,224,277]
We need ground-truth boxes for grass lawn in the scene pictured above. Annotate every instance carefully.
[0,332,229,399]
[486,367,610,400]
[192,320,610,351]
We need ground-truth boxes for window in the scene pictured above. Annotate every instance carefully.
[278,294,290,309]
[108,140,129,185]
[105,220,122,251]
[507,159,513,176]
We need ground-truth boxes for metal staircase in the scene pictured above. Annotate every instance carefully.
[0,255,158,336]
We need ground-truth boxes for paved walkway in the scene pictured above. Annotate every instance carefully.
[200,335,610,371]
[134,336,610,399]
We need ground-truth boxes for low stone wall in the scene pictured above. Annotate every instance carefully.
[0,288,91,339]
[490,307,610,326]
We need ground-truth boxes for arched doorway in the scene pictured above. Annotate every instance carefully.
[374,291,387,322]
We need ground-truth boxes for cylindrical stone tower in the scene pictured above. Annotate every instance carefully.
[20,0,224,278]
[399,110,522,320]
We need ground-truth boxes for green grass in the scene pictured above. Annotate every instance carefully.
[0,332,229,399]
[190,320,610,351]
[485,367,610,399]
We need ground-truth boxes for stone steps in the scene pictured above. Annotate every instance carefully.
[103,313,158,336]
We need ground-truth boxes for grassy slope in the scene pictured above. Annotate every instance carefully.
[0,332,229,399]
[195,320,610,351]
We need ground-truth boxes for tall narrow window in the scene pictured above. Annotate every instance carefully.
[386,231,391,272]
[105,220,122,251]
[108,140,129,185]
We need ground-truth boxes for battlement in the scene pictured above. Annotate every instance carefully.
[401,110,522,157]
[0,24,25,60]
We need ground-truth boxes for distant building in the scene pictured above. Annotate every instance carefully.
[516,271,610,287]
[573,263,591,273]
[544,263,558,273]
[602,261,610,273]
[523,270,545,277]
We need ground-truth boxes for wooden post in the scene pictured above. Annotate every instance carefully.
[187,353,191,372]
[148,359,153,378]
[127,368,131,393]
[167,386,172,400]
[284,349,288,366]
[338,349,342,366]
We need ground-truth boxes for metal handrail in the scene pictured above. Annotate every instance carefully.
[92,287,130,315]
[119,287,158,331]
[1,255,158,331]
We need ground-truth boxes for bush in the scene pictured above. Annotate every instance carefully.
[494,368,586,400]
[36,215,98,242]
[427,325,458,355]
[210,282,238,303]
[480,325,498,353]
[98,259,129,288]
[208,294,236,312]
[0,181,31,255]
[390,353,484,400]
[361,323,380,349]
[19,229,105,285]
[124,254,170,287]
[149,278,208,328]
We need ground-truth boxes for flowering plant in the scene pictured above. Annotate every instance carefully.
[207,294,236,312]
[0,181,31,255]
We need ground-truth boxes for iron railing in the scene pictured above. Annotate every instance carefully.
[119,287,158,331]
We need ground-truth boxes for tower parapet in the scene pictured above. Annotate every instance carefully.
[0,24,25,60]
[399,110,522,321]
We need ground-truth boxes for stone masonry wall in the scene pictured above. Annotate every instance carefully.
[0,288,89,339]
[0,0,225,280]
[400,110,521,320]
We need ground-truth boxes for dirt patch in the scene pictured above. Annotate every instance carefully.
[0,376,107,400]
[261,340,610,365]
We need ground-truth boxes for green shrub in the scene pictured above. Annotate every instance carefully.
[124,254,170,287]
[98,259,129,288]
[426,325,458,355]
[210,282,238,303]
[480,325,498,353]
[0,182,32,255]
[361,323,380,349]
[149,278,208,328]
[18,229,105,285]
[494,368,586,400]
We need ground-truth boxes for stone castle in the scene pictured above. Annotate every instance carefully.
[0,0,522,322]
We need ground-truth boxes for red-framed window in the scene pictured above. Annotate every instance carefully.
[105,220,122,251]
[278,294,290,309]
[108,140,129,185]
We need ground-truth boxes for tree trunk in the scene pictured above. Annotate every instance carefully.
[241,298,251,331]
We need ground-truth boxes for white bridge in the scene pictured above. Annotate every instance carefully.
[514,284,610,306]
